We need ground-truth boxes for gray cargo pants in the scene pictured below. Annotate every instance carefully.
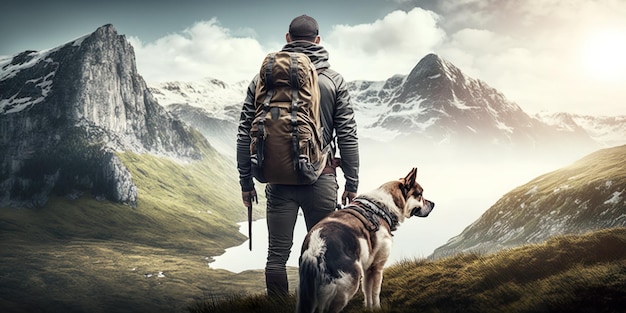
[264,173,338,290]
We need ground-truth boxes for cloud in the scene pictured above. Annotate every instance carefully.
[128,2,626,116]
[130,18,269,83]
[131,8,447,84]
[324,8,446,81]
[432,0,626,115]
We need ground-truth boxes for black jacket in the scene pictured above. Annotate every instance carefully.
[236,41,359,192]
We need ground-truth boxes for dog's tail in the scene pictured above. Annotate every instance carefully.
[296,254,321,313]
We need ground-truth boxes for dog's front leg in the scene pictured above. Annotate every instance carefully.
[362,265,384,309]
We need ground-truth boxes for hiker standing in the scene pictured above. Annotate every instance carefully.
[236,15,360,297]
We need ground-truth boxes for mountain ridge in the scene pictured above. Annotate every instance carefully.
[148,54,623,158]
[0,24,216,208]
[430,144,626,259]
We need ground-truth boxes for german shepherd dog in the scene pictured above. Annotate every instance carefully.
[296,168,434,313]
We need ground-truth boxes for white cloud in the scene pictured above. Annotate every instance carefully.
[131,8,447,84]
[128,2,626,116]
[322,8,446,81]
[130,18,270,84]
[432,0,626,115]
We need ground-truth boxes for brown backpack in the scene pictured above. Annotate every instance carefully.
[250,51,328,185]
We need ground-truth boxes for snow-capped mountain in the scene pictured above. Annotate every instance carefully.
[149,78,247,122]
[148,78,246,157]
[536,112,626,147]
[430,144,626,259]
[165,103,239,158]
[348,54,598,152]
[0,24,213,208]
[149,54,623,159]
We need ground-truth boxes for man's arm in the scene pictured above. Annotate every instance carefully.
[332,74,360,198]
[236,76,259,198]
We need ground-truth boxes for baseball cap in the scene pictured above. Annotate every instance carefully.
[289,15,319,39]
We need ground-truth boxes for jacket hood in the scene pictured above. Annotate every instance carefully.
[281,41,330,71]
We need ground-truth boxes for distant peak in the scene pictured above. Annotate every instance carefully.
[92,24,119,38]
[407,53,458,81]
[99,24,117,32]
[422,53,442,62]
[416,53,451,71]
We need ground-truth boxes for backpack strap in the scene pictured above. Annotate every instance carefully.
[289,53,301,174]
[257,53,276,169]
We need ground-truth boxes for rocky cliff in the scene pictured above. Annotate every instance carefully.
[0,24,208,208]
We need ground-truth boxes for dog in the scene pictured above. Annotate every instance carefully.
[296,167,435,313]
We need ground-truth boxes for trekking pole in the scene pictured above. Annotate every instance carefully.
[248,202,253,251]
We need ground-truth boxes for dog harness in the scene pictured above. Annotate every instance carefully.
[341,197,399,233]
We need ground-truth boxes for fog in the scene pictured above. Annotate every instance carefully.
[212,142,591,273]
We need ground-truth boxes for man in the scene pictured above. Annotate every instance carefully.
[236,14,360,297]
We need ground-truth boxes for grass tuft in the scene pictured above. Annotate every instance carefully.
[192,227,626,313]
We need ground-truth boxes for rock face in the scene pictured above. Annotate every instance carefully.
[148,77,246,157]
[165,103,238,157]
[347,54,598,152]
[0,24,206,208]
[430,144,626,259]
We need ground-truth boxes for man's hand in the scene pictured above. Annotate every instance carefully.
[242,188,258,207]
[341,190,357,205]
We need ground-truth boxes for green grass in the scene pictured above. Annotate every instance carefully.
[2,145,623,312]
[0,150,268,313]
[194,227,626,313]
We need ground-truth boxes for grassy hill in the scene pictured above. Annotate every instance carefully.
[0,147,268,313]
[432,144,626,258]
[190,227,626,313]
[2,142,624,312]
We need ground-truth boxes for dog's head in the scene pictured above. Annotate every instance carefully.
[399,167,434,218]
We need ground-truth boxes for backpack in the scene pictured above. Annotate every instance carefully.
[250,51,329,185]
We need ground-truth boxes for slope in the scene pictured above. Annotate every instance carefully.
[0,24,265,313]
[1,24,206,208]
[431,144,626,259]
[188,227,626,313]
[0,145,267,313]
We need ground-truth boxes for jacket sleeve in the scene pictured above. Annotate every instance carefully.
[328,71,360,193]
[236,76,258,192]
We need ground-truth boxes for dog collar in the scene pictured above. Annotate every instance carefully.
[352,197,399,232]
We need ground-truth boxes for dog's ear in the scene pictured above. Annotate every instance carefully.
[403,167,417,187]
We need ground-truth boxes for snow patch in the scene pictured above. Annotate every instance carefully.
[495,121,513,134]
[149,78,247,120]
[1,50,57,114]
[72,34,89,47]
[450,97,472,110]
[604,190,623,205]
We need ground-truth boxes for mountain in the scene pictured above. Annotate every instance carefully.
[149,77,247,121]
[165,103,239,157]
[348,53,598,153]
[430,144,626,259]
[536,112,626,147]
[0,24,213,208]
[148,78,245,157]
[0,24,257,313]
[149,54,623,159]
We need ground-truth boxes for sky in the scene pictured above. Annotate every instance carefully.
[1,0,625,116]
